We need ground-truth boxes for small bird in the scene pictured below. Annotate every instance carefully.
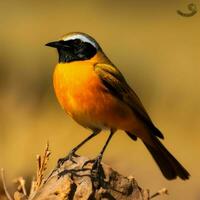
[46,32,190,180]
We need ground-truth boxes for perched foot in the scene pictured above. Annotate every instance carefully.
[82,154,105,188]
[82,154,102,170]
[46,150,79,183]
[57,150,79,168]
[92,156,106,188]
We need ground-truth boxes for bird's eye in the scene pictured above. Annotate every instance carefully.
[73,39,82,46]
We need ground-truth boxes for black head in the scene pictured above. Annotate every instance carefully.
[45,32,100,63]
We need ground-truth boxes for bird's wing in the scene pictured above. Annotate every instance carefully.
[94,63,164,139]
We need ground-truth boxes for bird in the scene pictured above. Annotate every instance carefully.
[46,32,190,180]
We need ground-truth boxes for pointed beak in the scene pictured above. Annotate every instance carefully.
[45,41,61,48]
[45,40,70,49]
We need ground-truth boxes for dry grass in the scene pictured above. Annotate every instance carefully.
[1,143,51,200]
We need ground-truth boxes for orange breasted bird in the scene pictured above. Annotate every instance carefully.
[46,32,190,180]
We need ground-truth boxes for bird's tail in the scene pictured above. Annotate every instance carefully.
[143,136,190,180]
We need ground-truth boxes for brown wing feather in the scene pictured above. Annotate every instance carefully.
[94,63,164,139]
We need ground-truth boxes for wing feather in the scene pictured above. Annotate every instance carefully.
[94,63,164,139]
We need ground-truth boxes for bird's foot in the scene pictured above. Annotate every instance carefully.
[91,155,105,188]
[81,154,101,168]
[57,150,78,168]
[92,154,102,170]
[82,154,105,188]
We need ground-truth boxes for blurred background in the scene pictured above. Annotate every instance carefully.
[0,0,200,199]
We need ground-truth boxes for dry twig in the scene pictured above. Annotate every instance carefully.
[30,142,51,195]
[1,168,13,200]
[150,188,168,199]
[13,177,27,196]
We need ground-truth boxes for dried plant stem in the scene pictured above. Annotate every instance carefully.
[1,168,13,200]
[31,142,51,195]
[14,177,27,196]
[150,188,168,199]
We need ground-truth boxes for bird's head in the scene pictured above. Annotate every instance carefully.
[45,32,101,63]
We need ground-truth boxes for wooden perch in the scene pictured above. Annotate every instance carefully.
[27,155,149,200]
[4,144,167,200]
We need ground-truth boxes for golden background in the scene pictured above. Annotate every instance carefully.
[0,1,199,199]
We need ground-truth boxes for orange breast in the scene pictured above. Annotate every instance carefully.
[53,58,144,132]
[53,61,100,114]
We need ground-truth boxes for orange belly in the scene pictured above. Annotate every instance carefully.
[53,61,143,132]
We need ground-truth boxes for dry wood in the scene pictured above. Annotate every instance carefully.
[27,155,149,200]
[1,144,167,200]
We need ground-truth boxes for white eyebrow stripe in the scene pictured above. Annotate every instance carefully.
[62,34,97,48]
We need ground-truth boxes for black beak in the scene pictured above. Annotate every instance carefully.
[45,41,61,48]
[45,40,70,49]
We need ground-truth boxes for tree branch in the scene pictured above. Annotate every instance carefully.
[28,155,149,200]
[2,144,167,200]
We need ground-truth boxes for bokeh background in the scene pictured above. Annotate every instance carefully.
[0,0,200,199]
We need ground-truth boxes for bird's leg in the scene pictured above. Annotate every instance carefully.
[57,129,101,167]
[93,130,115,168]
[83,129,115,184]
[92,129,115,187]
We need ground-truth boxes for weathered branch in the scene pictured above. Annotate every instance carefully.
[26,155,149,200]
[3,144,167,200]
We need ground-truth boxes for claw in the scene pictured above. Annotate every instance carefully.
[82,158,95,168]
[92,155,102,169]
[82,154,103,168]
[91,157,105,188]
[57,150,78,168]
[82,154,104,188]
